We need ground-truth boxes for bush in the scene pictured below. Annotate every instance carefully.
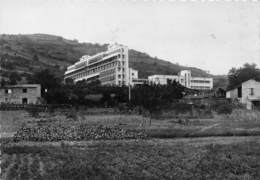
[65,109,78,121]
[217,109,260,121]
[26,107,40,117]
[215,104,233,115]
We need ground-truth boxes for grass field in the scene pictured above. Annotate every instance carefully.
[1,109,260,138]
[1,109,260,179]
[1,136,260,180]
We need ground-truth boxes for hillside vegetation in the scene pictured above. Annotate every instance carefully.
[0,34,213,79]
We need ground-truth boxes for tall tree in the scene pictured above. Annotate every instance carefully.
[27,69,62,102]
[9,72,21,85]
[227,63,260,89]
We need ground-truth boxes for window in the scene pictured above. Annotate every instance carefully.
[238,86,242,98]
[23,88,27,93]
[250,88,254,96]
[118,74,121,78]
[5,89,12,94]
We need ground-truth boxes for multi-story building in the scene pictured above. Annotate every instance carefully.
[148,70,213,90]
[65,44,131,86]
[0,84,41,104]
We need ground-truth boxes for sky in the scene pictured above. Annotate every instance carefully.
[0,0,260,75]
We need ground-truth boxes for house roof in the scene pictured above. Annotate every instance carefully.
[226,78,260,92]
[0,84,41,89]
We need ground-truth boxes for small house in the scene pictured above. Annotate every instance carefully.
[0,84,41,104]
[226,79,260,110]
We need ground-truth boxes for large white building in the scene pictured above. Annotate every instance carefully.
[148,70,213,90]
[65,44,138,86]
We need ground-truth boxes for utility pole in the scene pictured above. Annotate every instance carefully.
[128,68,131,102]
[129,84,131,101]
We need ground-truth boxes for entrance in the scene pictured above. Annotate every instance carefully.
[253,101,260,110]
[22,98,28,104]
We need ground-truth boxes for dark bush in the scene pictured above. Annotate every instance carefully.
[215,104,233,114]
[26,107,40,117]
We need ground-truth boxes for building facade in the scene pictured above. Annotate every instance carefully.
[65,44,131,86]
[0,84,41,104]
[148,75,179,85]
[148,70,213,90]
[129,68,138,86]
[190,77,214,90]
[226,79,260,110]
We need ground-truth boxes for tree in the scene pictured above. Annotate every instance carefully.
[9,72,21,85]
[65,78,74,85]
[0,79,8,87]
[227,63,260,90]
[27,69,61,102]
[32,54,39,61]
[131,80,185,125]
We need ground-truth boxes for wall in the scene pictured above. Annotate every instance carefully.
[226,88,238,99]
[241,80,260,106]
[0,85,41,104]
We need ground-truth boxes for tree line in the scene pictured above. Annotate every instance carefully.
[5,69,185,114]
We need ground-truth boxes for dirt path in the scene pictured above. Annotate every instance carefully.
[199,123,219,132]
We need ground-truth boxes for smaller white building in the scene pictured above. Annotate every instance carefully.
[148,70,213,90]
[226,79,260,110]
[190,77,214,90]
[129,68,138,86]
[148,75,179,85]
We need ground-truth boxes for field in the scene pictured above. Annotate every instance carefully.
[1,109,260,139]
[1,109,260,179]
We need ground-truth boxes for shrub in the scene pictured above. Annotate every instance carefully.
[65,109,78,121]
[215,104,233,115]
[26,107,40,117]
[217,109,260,121]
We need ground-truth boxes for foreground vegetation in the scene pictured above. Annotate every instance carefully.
[1,108,260,179]
[2,137,260,180]
[1,108,260,140]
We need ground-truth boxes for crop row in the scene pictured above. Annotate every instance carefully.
[13,124,148,142]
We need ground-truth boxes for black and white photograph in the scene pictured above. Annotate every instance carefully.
[0,0,260,179]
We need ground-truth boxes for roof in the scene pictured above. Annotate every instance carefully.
[0,84,41,89]
[226,78,260,91]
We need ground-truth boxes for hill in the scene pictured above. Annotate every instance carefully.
[0,34,220,85]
